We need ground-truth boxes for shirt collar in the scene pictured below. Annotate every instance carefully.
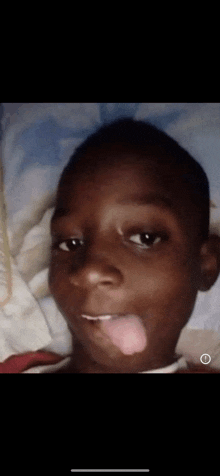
[139,357,184,373]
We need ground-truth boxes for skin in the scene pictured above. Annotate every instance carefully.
[49,145,220,373]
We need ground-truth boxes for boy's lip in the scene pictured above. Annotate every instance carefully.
[81,314,114,320]
[80,312,139,321]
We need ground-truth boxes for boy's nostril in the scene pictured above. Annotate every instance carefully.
[101,277,115,284]
[70,264,123,288]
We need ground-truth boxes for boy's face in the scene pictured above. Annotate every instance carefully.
[49,145,205,372]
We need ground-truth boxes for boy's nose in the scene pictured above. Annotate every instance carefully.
[70,259,123,290]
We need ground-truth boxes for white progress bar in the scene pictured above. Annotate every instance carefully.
[71,471,150,473]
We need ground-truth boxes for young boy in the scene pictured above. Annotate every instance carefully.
[49,118,220,373]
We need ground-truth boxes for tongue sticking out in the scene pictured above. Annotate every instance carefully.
[100,315,147,355]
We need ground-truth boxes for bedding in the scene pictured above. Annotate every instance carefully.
[0,162,11,306]
[0,103,220,373]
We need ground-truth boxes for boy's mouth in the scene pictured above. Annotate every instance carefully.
[81,314,114,320]
[80,314,148,355]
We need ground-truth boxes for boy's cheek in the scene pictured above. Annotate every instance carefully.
[49,264,86,315]
[48,263,69,298]
[136,268,198,322]
[149,269,197,316]
[136,264,191,295]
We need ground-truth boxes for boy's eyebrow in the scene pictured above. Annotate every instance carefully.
[52,193,175,222]
[117,193,174,210]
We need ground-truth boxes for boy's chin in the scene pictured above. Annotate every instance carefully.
[74,339,177,374]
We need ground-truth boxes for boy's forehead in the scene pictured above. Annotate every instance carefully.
[72,143,164,171]
[54,144,205,245]
[60,145,183,200]
[55,146,199,236]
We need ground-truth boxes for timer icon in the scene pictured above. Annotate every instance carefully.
[200,354,211,365]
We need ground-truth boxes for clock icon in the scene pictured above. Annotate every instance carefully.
[200,353,211,365]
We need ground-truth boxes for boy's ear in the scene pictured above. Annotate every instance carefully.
[199,234,220,291]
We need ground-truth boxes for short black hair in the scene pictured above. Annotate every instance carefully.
[59,117,210,241]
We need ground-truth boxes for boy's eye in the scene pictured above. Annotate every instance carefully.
[56,233,166,252]
[129,233,162,248]
[58,239,83,251]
